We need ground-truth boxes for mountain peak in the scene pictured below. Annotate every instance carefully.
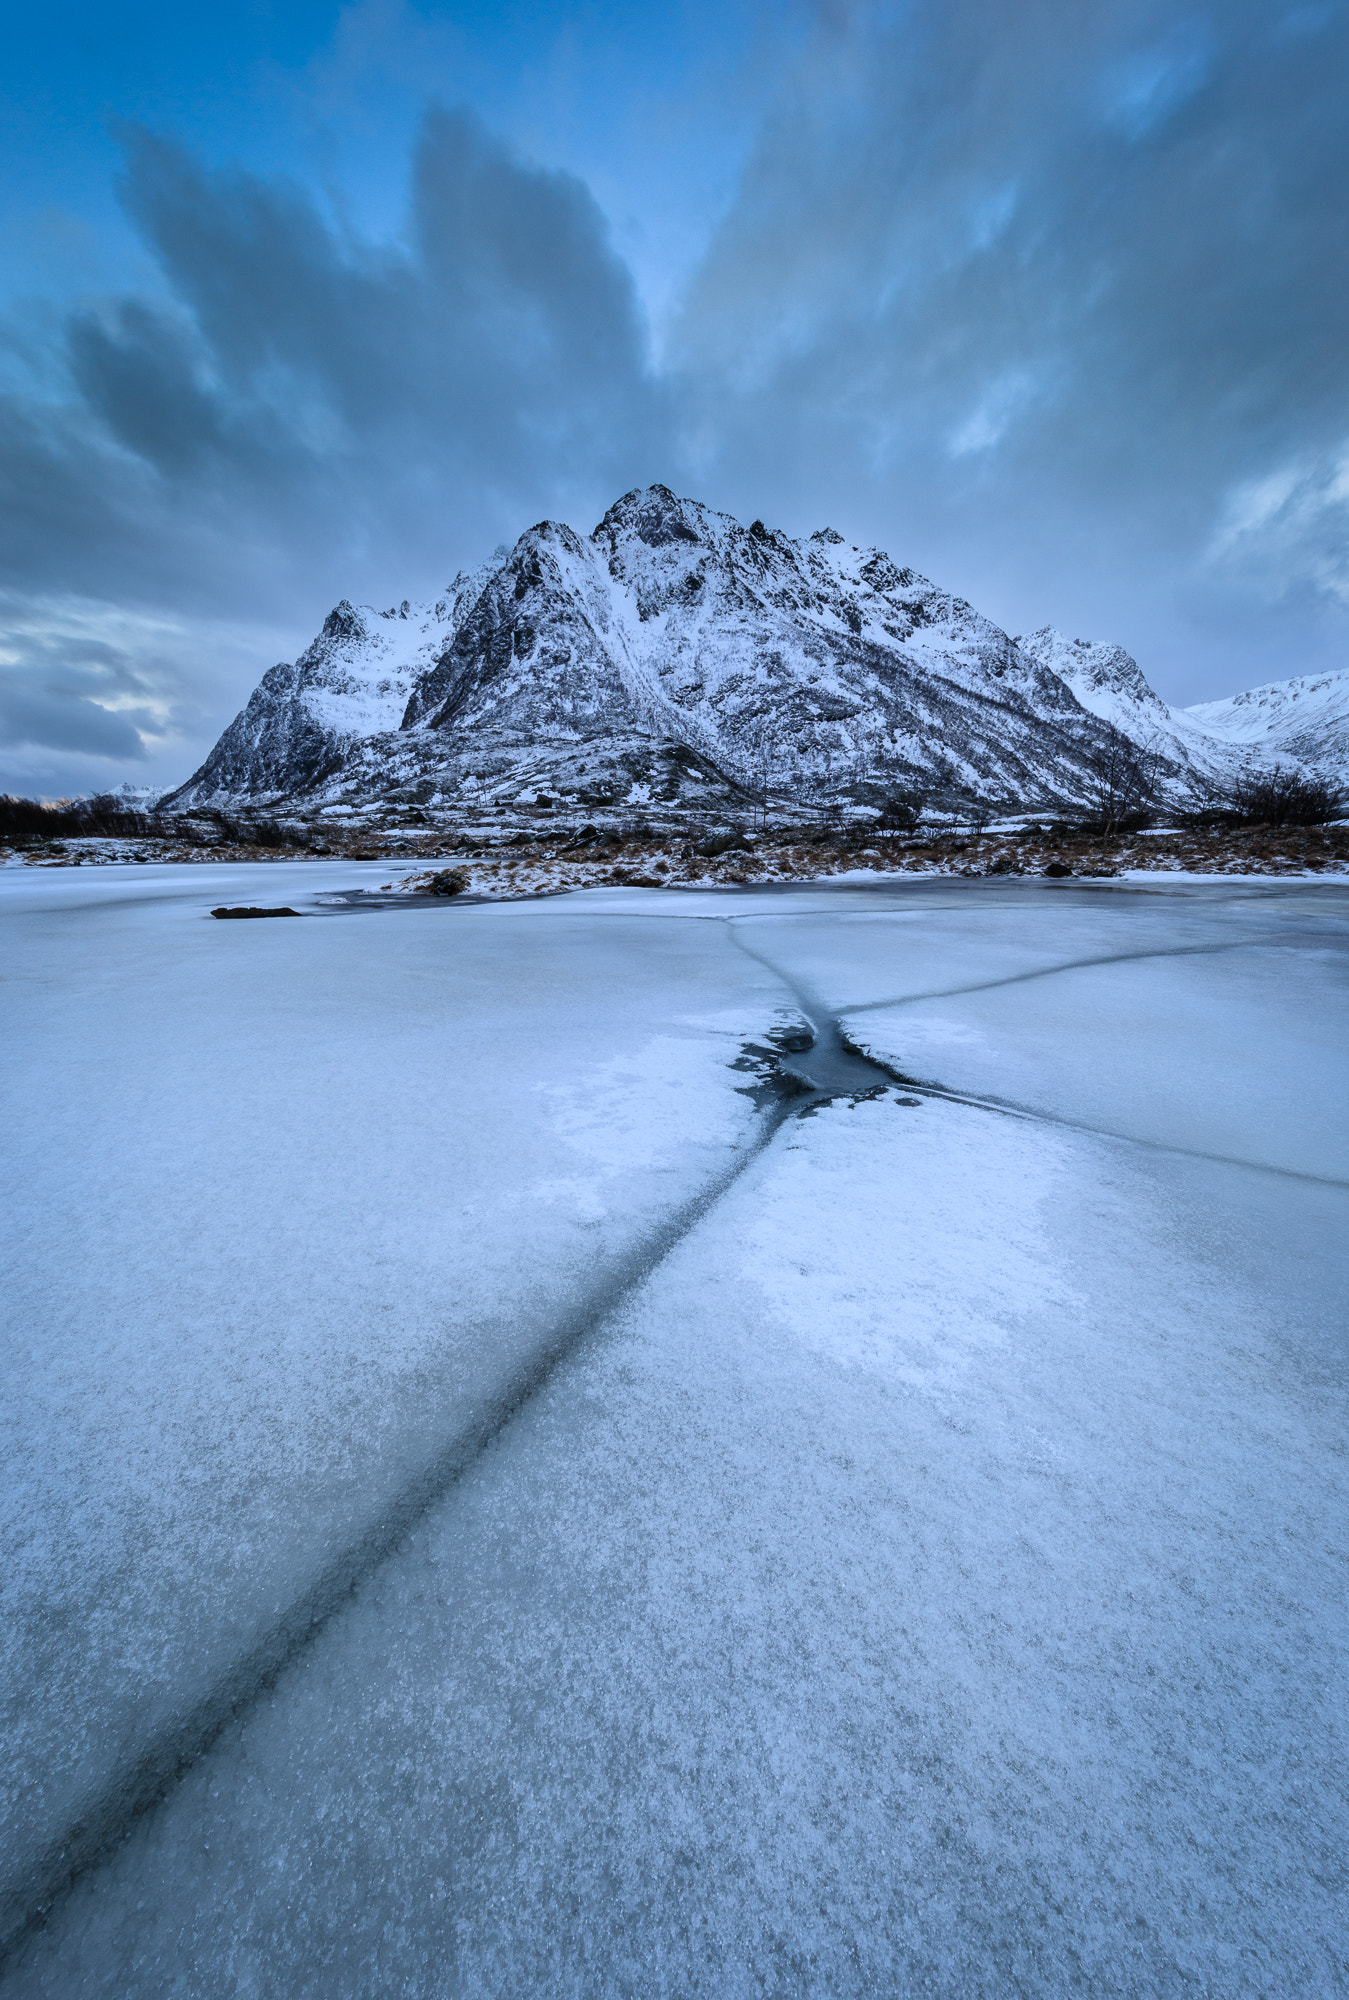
[167,486,1337,818]
[322,600,365,641]
[593,484,714,550]
[1016,627,1166,720]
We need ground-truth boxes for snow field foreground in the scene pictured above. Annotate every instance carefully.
[4,872,1348,1993]
[0,864,791,1958]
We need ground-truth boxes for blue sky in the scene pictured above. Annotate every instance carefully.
[2,2,799,324]
[2,0,1347,795]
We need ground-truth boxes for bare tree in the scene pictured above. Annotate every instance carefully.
[1081,726,1160,839]
[877,790,923,836]
[741,716,786,831]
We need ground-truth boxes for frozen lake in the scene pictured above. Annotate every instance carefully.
[2,865,1346,1994]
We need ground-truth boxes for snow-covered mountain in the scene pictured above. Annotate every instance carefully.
[164,486,1331,819]
[170,560,505,802]
[1013,629,1243,787]
[1184,669,1349,786]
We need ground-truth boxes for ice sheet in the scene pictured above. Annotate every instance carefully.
[0,864,790,1946]
[726,886,1349,1180]
[3,872,1347,1993]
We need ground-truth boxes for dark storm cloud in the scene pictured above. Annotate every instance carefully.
[0,104,668,784]
[1,107,665,624]
[100,110,656,482]
[672,0,1349,683]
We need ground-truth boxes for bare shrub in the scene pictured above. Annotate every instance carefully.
[1225,767,1342,828]
[877,793,922,834]
[422,870,468,896]
[1081,726,1159,837]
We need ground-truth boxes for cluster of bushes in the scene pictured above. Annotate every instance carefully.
[0,794,154,844]
[0,795,311,850]
[193,811,308,849]
[876,795,923,833]
[1212,768,1343,828]
[1070,731,1343,838]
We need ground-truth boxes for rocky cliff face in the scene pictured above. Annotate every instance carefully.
[165,487,1289,819]
[166,561,503,805]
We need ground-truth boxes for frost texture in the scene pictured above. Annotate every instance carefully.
[2,867,1347,1994]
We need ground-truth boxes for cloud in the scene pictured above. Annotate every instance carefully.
[0,104,669,793]
[0,592,299,796]
[1208,443,1349,605]
[0,594,176,761]
[0,680,147,761]
[0,107,666,621]
[1,3,1347,797]
[669,0,1349,689]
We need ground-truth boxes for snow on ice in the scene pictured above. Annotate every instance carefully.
[1,865,1346,1995]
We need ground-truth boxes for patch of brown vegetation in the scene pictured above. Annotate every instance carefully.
[9,818,1348,888]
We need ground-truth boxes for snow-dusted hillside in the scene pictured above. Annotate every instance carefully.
[1184,669,1349,786]
[165,560,503,804]
[1014,628,1243,787]
[165,486,1340,818]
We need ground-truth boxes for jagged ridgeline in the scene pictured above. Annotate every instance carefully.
[163,485,1264,819]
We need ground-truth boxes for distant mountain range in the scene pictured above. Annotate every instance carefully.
[164,486,1347,819]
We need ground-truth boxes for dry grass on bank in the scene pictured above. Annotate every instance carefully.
[396,821,1349,897]
[5,818,1347,887]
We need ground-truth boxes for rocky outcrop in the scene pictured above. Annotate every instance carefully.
[1013,628,1245,788]
[163,562,504,808]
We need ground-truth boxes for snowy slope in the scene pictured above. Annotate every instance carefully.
[1014,627,1245,787]
[163,560,504,807]
[1184,668,1349,785]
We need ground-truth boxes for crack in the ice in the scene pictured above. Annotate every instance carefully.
[4,911,927,1964]
[848,1066,1349,1190]
[727,919,1349,1191]
[726,924,909,1102]
[0,1070,807,1971]
[838,937,1324,1015]
[8,898,1344,1962]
